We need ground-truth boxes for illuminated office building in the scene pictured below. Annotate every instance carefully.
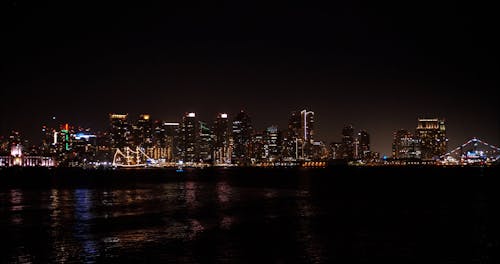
[299,110,314,159]
[416,118,447,160]
[135,114,153,148]
[180,112,199,162]
[109,114,131,149]
[340,124,355,160]
[300,110,314,143]
[264,125,281,162]
[250,132,266,163]
[288,111,301,140]
[163,122,180,162]
[356,130,370,159]
[232,110,253,165]
[392,129,421,159]
[285,109,314,160]
[72,130,98,163]
[329,142,342,159]
[284,111,302,160]
[198,121,213,162]
[213,113,231,164]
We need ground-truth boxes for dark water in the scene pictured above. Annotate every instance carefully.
[1,166,499,263]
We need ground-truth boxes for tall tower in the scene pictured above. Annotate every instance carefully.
[109,114,130,149]
[288,111,301,140]
[198,121,213,162]
[392,129,421,159]
[180,112,199,163]
[232,110,253,165]
[135,114,153,148]
[341,124,355,160]
[265,125,281,162]
[416,118,447,160]
[284,111,302,160]
[213,113,231,164]
[163,122,180,162]
[300,110,314,144]
[357,130,370,159]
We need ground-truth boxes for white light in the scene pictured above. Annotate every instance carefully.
[11,144,22,157]
[221,113,228,118]
[188,113,196,117]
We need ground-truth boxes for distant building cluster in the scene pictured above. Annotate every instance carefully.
[106,110,331,167]
[391,118,448,163]
[1,114,498,168]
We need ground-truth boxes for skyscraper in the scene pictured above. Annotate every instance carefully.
[109,114,130,149]
[288,111,301,140]
[232,110,253,165]
[213,113,231,164]
[264,125,281,162]
[180,112,199,163]
[198,121,213,162]
[285,109,314,160]
[299,109,314,159]
[300,110,314,144]
[392,129,421,159]
[250,132,265,163]
[357,130,370,159]
[416,118,447,160]
[163,122,180,162]
[284,111,302,160]
[135,114,153,149]
[340,124,355,160]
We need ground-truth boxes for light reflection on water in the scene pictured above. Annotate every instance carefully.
[9,189,24,225]
[295,189,325,264]
[0,170,490,263]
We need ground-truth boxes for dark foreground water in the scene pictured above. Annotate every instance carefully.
[1,166,499,263]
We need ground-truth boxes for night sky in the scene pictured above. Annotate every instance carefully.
[1,1,498,155]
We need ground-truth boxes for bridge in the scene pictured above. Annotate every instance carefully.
[440,138,500,165]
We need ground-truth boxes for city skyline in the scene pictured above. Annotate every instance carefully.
[0,109,497,157]
[1,2,498,156]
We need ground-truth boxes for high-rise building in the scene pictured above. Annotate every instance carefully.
[134,114,153,148]
[416,118,447,160]
[299,110,314,159]
[340,124,355,160]
[329,142,342,159]
[284,111,302,160]
[300,110,314,144]
[392,129,421,159]
[357,130,370,159]
[232,110,253,165]
[264,125,281,162]
[288,111,301,140]
[250,132,266,163]
[285,109,314,160]
[109,114,130,149]
[198,121,213,162]
[180,112,199,163]
[153,120,166,148]
[72,129,98,163]
[163,122,180,162]
[213,113,231,164]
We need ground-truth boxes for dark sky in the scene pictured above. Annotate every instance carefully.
[1,1,499,155]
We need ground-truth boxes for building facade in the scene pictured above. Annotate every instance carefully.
[416,118,447,160]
